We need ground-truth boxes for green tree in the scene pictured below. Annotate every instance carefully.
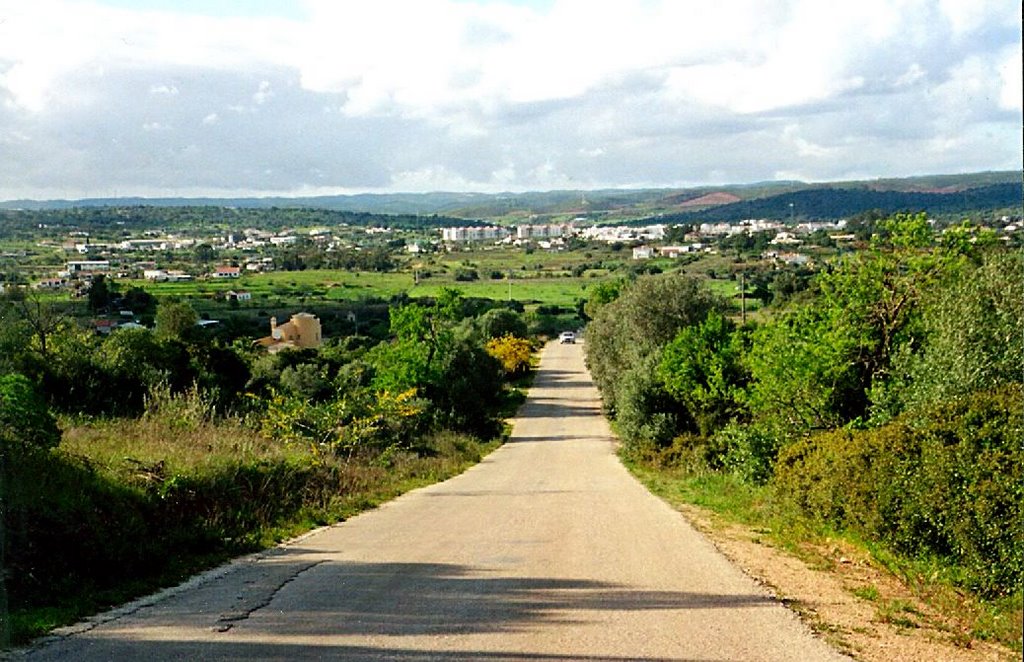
[584,274,725,450]
[370,303,449,395]
[155,301,198,342]
[748,212,944,435]
[582,278,626,320]
[193,243,216,263]
[427,335,504,437]
[586,273,724,417]
[87,274,115,313]
[745,305,860,433]
[659,313,749,437]
[279,363,333,402]
[121,286,157,315]
[477,308,528,340]
[872,250,1023,419]
[5,287,66,357]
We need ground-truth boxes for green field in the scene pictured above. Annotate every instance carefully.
[127,268,603,310]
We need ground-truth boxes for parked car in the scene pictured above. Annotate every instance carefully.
[559,331,576,344]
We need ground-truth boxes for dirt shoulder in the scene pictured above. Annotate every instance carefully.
[674,503,1016,662]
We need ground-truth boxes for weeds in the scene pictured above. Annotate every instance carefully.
[851,584,880,602]
[875,599,921,628]
[6,398,500,647]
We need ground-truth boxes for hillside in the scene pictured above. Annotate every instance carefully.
[634,181,1023,225]
[1,171,1019,224]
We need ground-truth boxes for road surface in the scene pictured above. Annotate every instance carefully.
[24,341,849,661]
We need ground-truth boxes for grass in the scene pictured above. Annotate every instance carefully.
[875,599,921,629]
[6,402,504,648]
[851,584,881,601]
[124,269,605,311]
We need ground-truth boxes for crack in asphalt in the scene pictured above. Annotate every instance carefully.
[213,560,326,632]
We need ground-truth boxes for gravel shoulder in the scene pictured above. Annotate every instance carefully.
[668,502,1017,662]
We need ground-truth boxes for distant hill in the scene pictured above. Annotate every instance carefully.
[634,182,1023,225]
[671,192,743,208]
[1,171,1019,223]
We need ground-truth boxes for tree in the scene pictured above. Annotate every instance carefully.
[4,287,67,357]
[582,278,625,320]
[87,274,115,313]
[427,335,504,437]
[872,249,1024,419]
[745,305,860,433]
[477,308,528,340]
[193,243,216,263]
[585,273,725,416]
[370,303,448,395]
[659,312,748,437]
[279,363,333,402]
[155,301,198,342]
[121,287,157,315]
[746,212,952,437]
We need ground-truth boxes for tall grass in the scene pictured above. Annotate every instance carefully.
[5,391,500,647]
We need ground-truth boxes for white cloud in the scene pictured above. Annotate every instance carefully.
[388,165,479,193]
[895,63,927,88]
[998,47,1023,112]
[0,0,1019,199]
[938,0,1020,36]
[253,80,273,105]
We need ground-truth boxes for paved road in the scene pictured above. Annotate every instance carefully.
[24,342,848,661]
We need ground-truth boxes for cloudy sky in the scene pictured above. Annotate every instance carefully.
[0,0,1020,200]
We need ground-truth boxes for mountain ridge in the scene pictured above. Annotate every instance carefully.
[1,171,1019,222]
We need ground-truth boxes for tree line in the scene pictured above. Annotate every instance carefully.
[585,213,1022,598]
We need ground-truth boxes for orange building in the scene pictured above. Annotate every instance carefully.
[255,312,322,353]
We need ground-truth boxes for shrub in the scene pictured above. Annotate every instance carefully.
[613,354,687,451]
[709,422,782,485]
[0,373,60,451]
[485,335,533,376]
[774,385,1023,597]
[453,268,479,282]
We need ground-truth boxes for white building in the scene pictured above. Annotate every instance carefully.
[65,260,111,275]
[441,226,510,242]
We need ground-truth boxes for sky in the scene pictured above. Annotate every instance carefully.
[0,0,1020,200]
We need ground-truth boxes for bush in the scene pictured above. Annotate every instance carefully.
[453,268,479,282]
[427,337,504,439]
[0,373,60,451]
[613,354,687,451]
[774,386,1023,597]
[709,423,781,485]
[485,335,533,376]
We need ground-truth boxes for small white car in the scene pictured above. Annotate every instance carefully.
[558,331,576,344]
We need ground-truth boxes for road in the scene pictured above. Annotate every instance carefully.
[24,341,849,661]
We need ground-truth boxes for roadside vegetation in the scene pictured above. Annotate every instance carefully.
[1,198,1021,653]
[0,287,535,646]
[585,214,1022,651]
